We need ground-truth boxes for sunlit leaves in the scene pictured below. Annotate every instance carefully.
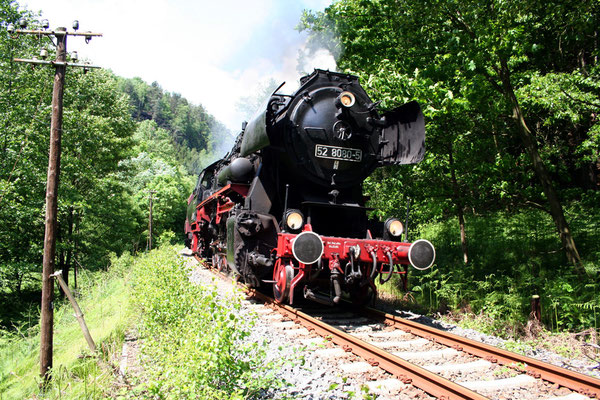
[129,247,276,399]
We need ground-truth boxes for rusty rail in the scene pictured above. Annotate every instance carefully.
[250,289,488,400]
[193,255,600,398]
[361,306,600,399]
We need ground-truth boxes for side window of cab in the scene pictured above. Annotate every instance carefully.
[199,168,215,201]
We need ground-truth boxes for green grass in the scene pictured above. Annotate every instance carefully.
[0,254,133,399]
[1,245,282,400]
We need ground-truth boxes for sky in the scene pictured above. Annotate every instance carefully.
[19,0,335,132]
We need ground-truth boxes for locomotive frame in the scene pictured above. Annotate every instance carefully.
[185,69,435,305]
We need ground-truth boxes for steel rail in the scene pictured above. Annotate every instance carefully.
[249,289,488,400]
[361,306,600,398]
[193,256,599,398]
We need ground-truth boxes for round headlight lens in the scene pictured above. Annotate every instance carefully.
[285,210,304,231]
[339,91,356,107]
[385,218,404,237]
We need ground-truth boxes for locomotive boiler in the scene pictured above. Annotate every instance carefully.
[185,69,435,305]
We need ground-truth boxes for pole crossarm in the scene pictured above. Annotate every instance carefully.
[14,29,102,37]
[13,58,101,68]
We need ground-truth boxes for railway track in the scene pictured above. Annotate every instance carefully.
[192,254,600,400]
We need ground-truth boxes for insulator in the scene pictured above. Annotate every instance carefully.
[40,48,48,59]
[7,23,14,33]
[19,18,27,29]
[71,51,78,62]
[72,20,79,31]
[41,19,49,29]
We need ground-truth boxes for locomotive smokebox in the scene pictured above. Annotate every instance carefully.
[217,157,254,185]
[408,239,436,270]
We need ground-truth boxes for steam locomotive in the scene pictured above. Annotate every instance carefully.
[185,69,435,305]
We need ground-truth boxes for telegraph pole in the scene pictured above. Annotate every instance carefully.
[9,18,101,383]
[148,190,156,250]
[40,25,66,385]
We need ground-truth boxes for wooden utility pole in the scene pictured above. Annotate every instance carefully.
[531,295,542,322]
[148,190,156,250]
[39,26,67,381]
[10,19,102,383]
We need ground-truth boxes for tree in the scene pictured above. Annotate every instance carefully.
[300,0,600,272]
[0,4,139,292]
[57,68,137,280]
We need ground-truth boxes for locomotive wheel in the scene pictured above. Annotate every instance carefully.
[273,260,293,303]
[211,254,226,272]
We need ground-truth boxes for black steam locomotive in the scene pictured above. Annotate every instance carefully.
[185,69,435,305]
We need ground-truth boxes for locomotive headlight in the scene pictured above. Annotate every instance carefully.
[285,209,304,231]
[385,218,404,237]
[336,91,356,108]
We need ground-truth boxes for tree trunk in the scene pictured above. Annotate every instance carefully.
[448,142,469,264]
[74,211,80,289]
[498,59,583,272]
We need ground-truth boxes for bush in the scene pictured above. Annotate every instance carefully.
[130,246,274,399]
[404,207,600,337]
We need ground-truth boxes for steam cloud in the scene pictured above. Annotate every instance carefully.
[215,40,340,159]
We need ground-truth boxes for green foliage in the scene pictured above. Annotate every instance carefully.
[117,77,234,176]
[118,119,195,247]
[301,0,600,334]
[301,0,599,239]
[0,253,133,399]
[406,204,600,336]
[1,246,281,399]
[0,1,230,331]
[129,246,275,399]
[0,4,141,280]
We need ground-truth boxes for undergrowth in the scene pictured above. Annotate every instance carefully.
[385,206,600,341]
[127,245,277,400]
[0,252,132,399]
[1,245,280,399]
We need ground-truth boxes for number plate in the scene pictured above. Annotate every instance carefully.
[315,145,362,162]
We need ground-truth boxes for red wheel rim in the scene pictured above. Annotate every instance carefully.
[273,260,292,303]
